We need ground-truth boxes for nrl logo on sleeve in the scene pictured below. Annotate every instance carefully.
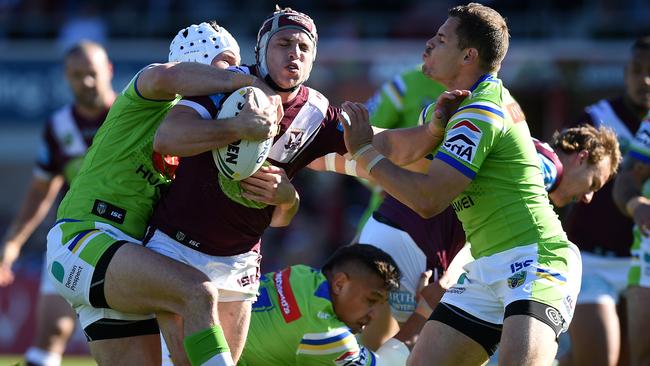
[443,120,482,163]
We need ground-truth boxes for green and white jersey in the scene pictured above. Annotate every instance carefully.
[57,66,180,239]
[239,265,377,366]
[431,74,567,259]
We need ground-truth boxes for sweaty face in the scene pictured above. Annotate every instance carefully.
[550,154,612,207]
[330,271,388,334]
[65,50,112,109]
[211,50,241,69]
[422,17,465,87]
[625,49,650,110]
[265,29,315,89]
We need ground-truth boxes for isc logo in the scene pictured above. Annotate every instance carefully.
[510,259,533,273]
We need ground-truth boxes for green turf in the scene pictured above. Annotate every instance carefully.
[0,355,96,366]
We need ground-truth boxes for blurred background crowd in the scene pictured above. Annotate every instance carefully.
[0,0,648,358]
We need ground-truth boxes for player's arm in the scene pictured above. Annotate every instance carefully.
[0,174,64,286]
[613,159,650,234]
[341,101,472,218]
[154,91,279,157]
[239,165,299,227]
[372,90,470,166]
[135,62,260,101]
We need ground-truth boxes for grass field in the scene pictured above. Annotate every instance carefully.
[0,355,95,366]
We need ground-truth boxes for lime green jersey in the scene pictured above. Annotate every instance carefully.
[431,74,567,258]
[57,67,180,239]
[239,265,377,366]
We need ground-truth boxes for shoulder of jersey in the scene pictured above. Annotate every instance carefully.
[212,86,273,181]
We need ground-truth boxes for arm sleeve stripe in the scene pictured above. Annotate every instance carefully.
[300,330,353,345]
[456,103,504,118]
[177,100,212,120]
[436,151,476,179]
[382,84,403,110]
[297,338,357,355]
[451,111,503,130]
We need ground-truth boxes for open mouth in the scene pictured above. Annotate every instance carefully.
[286,63,300,73]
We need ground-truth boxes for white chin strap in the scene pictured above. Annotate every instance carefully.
[169,22,240,64]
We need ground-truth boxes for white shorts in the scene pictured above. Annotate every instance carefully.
[46,220,155,329]
[359,216,426,322]
[146,229,261,302]
[40,253,58,295]
[577,251,630,305]
[441,242,582,335]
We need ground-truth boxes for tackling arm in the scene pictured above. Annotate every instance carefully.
[136,62,258,101]
[613,160,650,234]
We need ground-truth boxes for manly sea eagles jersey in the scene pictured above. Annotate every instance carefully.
[149,65,347,256]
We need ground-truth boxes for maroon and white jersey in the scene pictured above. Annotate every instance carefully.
[149,66,347,256]
[563,96,644,257]
[35,104,108,185]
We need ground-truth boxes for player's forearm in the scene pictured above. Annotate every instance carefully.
[3,176,62,248]
[613,164,649,216]
[367,159,446,218]
[270,191,300,227]
[373,124,442,166]
[142,63,256,100]
[155,112,242,157]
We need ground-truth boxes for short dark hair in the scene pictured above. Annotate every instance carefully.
[322,244,401,291]
[64,40,107,61]
[449,3,509,73]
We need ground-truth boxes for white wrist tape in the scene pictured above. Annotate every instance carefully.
[324,153,337,172]
[344,159,358,176]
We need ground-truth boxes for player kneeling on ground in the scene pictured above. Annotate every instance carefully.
[237,244,407,366]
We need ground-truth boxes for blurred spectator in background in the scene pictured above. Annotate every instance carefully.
[0,40,115,366]
[559,35,650,366]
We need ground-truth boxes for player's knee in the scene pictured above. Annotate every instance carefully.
[50,316,75,339]
[181,281,219,314]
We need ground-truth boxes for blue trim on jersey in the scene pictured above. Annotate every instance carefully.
[436,151,476,179]
[209,93,226,110]
[391,76,406,96]
[314,280,331,301]
[469,74,498,92]
[300,330,352,345]
[369,350,377,366]
[420,103,434,124]
[67,229,93,251]
[629,150,650,164]
[534,267,567,282]
[55,218,81,225]
[455,104,505,119]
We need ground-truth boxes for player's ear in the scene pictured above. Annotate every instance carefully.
[331,271,349,295]
[464,48,478,65]
[577,150,589,164]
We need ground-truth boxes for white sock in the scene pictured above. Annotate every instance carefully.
[24,347,62,366]
[202,351,235,366]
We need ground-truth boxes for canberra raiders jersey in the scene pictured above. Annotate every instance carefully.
[35,104,108,185]
[57,66,180,239]
[239,265,378,366]
[432,74,567,258]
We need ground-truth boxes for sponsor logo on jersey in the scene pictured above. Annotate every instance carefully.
[443,120,482,164]
[507,271,527,289]
[446,286,466,295]
[51,261,65,283]
[510,259,534,273]
[451,195,475,213]
[274,268,302,323]
[64,265,83,291]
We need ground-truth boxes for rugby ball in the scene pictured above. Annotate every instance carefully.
[213,86,274,181]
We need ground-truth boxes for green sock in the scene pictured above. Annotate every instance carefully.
[183,325,231,366]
